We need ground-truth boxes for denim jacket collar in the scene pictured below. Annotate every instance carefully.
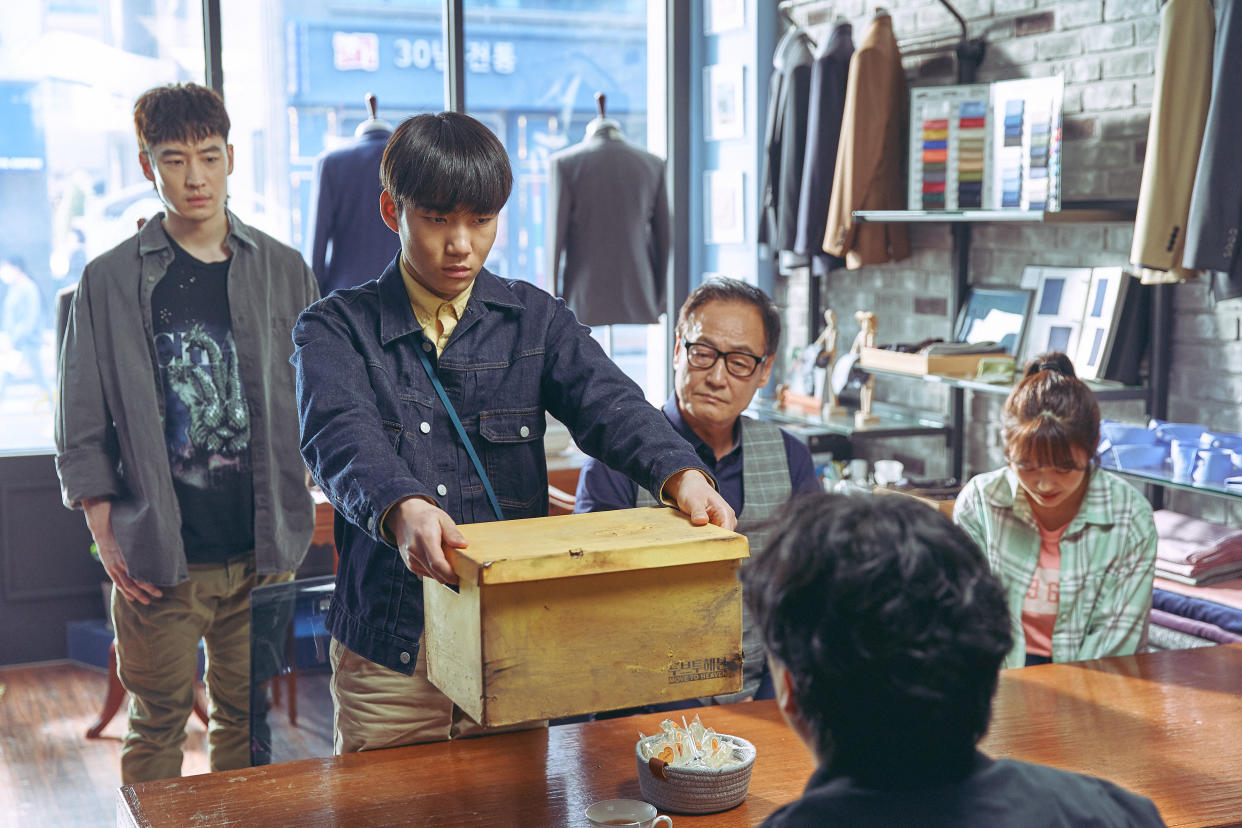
[377,264,525,346]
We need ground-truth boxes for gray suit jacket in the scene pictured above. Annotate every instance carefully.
[1184,0,1242,299]
[546,129,669,326]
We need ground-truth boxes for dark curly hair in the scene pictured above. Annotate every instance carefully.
[133,83,230,151]
[741,492,1012,785]
[1003,351,1100,470]
[380,112,512,216]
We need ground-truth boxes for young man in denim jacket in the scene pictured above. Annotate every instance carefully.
[56,83,318,783]
[292,112,735,753]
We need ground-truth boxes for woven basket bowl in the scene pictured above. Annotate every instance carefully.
[634,733,757,815]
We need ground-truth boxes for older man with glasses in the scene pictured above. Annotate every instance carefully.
[576,277,819,704]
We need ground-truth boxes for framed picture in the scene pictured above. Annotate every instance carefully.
[705,0,745,33]
[704,64,745,141]
[1020,266,1092,368]
[954,287,1033,356]
[1073,266,1132,380]
[704,169,745,244]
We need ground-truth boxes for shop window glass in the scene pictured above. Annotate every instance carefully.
[219,0,663,402]
[0,2,203,452]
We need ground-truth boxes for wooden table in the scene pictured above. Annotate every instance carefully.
[118,644,1242,827]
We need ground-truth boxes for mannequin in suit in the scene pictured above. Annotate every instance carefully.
[308,93,399,296]
[546,93,669,326]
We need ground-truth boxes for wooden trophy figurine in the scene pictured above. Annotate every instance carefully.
[851,310,880,427]
[813,310,847,418]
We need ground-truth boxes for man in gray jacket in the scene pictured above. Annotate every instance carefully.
[55,83,318,783]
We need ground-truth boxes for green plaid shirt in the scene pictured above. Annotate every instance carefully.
[954,466,1157,669]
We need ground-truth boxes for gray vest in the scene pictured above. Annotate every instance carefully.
[637,416,793,702]
[636,416,792,549]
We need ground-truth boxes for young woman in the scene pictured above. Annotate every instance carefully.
[954,352,1157,668]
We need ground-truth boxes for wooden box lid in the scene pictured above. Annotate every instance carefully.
[451,506,748,586]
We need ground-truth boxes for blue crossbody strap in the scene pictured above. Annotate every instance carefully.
[415,343,505,522]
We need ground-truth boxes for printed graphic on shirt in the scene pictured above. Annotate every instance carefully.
[156,323,251,474]
[1024,565,1060,616]
[152,242,254,561]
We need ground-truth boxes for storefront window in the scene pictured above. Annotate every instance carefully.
[220,0,664,400]
[0,1,203,452]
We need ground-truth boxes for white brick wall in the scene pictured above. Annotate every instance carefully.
[785,0,1240,521]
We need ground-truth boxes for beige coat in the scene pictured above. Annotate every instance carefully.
[823,13,910,269]
[1131,0,1215,284]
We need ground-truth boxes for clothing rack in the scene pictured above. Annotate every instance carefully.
[776,0,986,81]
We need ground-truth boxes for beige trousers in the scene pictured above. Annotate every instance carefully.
[329,637,545,753]
[112,557,290,783]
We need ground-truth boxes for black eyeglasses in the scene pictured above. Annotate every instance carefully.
[682,339,766,378]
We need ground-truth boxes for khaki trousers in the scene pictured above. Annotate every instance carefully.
[329,637,545,753]
[111,557,290,783]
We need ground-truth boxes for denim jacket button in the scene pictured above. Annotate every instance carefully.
[400,651,411,665]
[436,484,448,496]
[422,341,433,353]
[420,421,431,434]
[519,426,530,437]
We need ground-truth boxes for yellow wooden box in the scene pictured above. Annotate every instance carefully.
[422,507,748,727]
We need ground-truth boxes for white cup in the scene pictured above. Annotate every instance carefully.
[585,799,673,828]
[874,459,904,487]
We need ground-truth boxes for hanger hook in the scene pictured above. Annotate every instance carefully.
[365,93,379,120]
[594,91,606,119]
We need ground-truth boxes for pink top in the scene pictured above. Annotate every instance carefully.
[1023,523,1066,657]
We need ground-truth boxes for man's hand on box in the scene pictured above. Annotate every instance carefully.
[664,469,737,531]
[385,496,465,585]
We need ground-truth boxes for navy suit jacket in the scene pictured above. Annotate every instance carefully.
[308,128,399,296]
[1184,0,1242,299]
[794,23,854,277]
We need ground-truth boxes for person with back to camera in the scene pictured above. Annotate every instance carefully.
[291,111,736,754]
[954,352,1158,668]
[743,491,1165,826]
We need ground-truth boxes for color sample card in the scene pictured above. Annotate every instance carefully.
[907,84,990,211]
[957,99,987,209]
[907,78,1062,213]
[987,77,1063,212]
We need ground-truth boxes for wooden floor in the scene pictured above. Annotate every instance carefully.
[0,660,333,828]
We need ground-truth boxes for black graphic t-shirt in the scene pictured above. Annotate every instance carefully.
[152,237,255,563]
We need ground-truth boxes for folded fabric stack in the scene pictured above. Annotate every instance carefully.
[1152,510,1242,586]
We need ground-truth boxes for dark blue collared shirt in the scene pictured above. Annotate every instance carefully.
[292,265,712,674]
[575,396,818,516]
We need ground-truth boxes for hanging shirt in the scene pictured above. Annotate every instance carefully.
[151,237,254,563]
[1022,522,1066,657]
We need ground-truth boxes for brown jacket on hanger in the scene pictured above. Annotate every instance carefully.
[1130,0,1215,285]
[823,12,910,269]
